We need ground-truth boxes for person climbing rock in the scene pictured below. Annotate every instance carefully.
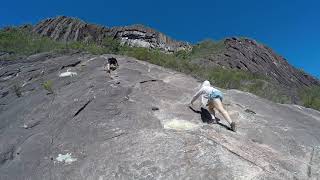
[105,57,119,74]
[190,80,236,132]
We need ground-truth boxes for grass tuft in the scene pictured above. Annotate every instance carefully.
[42,80,54,94]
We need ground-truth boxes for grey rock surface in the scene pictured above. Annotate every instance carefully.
[31,16,191,52]
[0,53,320,180]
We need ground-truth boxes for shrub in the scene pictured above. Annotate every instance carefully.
[190,39,226,58]
[102,37,121,53]
[300,86,320,110]
[174,50,190,59]
[43,80,54,94]
[0,29,122,58]
[0,28,64,58]
[67,41,107,55]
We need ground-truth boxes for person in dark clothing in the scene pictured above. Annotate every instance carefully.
[105,57,119,73]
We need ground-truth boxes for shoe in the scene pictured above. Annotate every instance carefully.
[230,122,236,132]
[208,118,216,124]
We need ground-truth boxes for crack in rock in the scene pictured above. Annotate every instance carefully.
[193,132,271,173]
[0,69,20,78]
[61,60,81,70]
[245,108,256,114]
[26,68,41,73]
[23,120,41,129]
[104,132,127,141]
[139,79,158,84]
[1,91,9,98]
[308,147,314,177]
[73,99,93,117]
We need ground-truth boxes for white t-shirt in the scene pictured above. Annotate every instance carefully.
[191,85,219,105]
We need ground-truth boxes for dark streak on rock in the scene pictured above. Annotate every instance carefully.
[61,60,81,70]
[151,107,159,111]
[245,109,256,114]
[104,132,127,141]
[24,120,41,129]
[1,68,21,77]
[1,91,9,98]
[73,99,92,117]
[27,68,40,73]
[140,79,158,84]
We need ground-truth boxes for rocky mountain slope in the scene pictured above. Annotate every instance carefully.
[28,16,319,91]
[196,38,319,88]
[0,52,320,179]
[32,16,191,52]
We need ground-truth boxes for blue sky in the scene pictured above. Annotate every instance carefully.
[1,0,319,78]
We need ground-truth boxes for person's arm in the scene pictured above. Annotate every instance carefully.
[190,89,204,105]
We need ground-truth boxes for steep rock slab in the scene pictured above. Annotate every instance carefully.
[0,53,319,179]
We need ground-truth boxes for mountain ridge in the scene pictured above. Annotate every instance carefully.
[27,16,319,88]
[31,16,191,52]
[1,16,319,108]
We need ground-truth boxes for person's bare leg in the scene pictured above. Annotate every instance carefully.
[105,64,111,73]
[207,100,216,120]
[213,98,233,125]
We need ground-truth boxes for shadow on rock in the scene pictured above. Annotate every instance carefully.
[189,106,231,131]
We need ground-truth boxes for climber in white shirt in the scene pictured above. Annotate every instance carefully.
[190,80,236,132]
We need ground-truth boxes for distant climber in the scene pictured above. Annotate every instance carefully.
[105,57,119,74]
[190,80,236,132]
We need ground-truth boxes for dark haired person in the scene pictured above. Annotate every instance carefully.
[105,57,119,74]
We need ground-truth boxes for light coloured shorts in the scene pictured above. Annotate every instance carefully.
[208,90,223,101]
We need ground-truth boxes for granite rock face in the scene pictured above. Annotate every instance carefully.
[32,16,191,52]
[199,37,320,88]
[0,53,320,179]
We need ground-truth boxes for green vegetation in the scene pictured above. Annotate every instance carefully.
[1,28,319,110]
[43,80,54,94]
[0,28,121,59]
[0,28,64,58]
[190,39,226,58]
[117,45,292,104]
[300,86,320,110]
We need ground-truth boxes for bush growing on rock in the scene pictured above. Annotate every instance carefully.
[190,39,226,58]
[42,80,54,94]
[0,28,63,59]
[102,37,121,53]
[300,86,320,110]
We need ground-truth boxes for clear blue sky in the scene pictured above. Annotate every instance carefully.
[1,0,319,78]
